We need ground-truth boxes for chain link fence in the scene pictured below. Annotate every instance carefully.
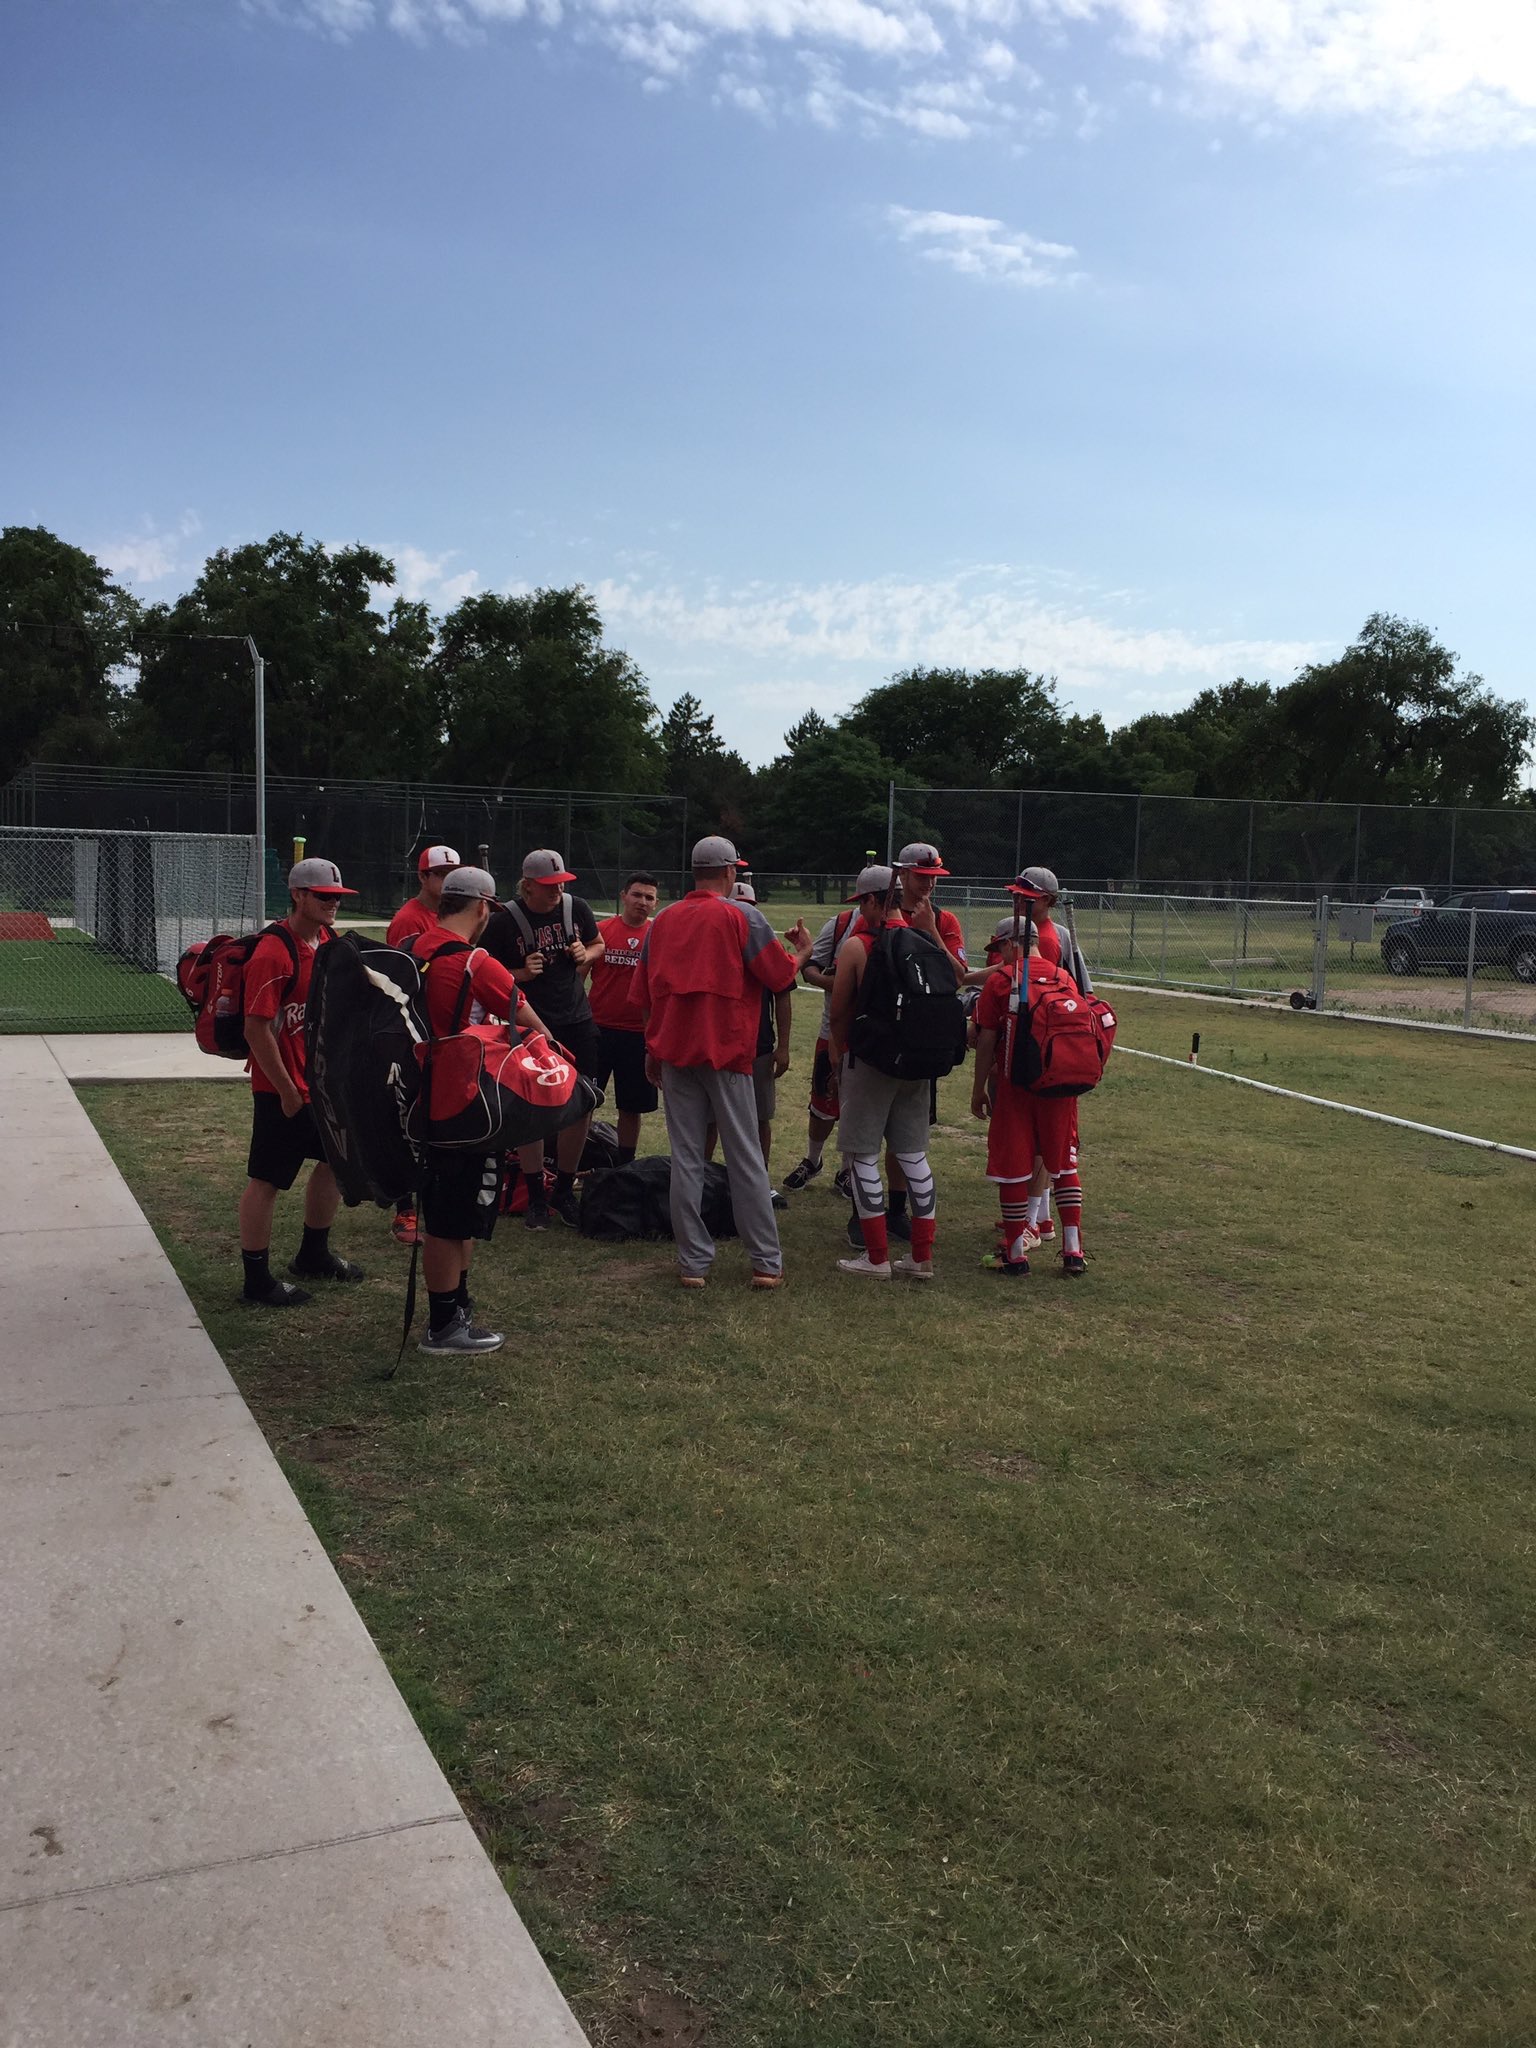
[3,764,689,917]
[0,827,258,1033]
[891,786,1536,900]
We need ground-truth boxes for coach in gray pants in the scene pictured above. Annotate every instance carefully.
[631,837,813,1288]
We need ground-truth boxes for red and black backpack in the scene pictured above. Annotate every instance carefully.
[1006,963,1117,1096]
[176,924,300,1061]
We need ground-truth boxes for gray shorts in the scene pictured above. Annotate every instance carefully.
[752,1052,776,1126]
[837,1058,930,1157]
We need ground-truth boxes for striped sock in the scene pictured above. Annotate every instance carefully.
[1055,1169,1083,1255]
[1000,1182,1033,1262]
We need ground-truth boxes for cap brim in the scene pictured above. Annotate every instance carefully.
[526,871,577,885]
[1006,883,1049,899]
[305,886,358,897]
[903,863,949,876]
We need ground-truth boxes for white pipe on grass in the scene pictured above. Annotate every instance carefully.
[1117,1046,1536,1163]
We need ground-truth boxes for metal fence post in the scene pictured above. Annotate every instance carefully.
[246,638,265,923]
[886,781,896,864]
[1447,809,1458,893]
[1230,896,1241,993]
[1132,793,1142,889]
[1013,790,1024,878]
[1463,907,1478,1028]
[1159,895,1169,980]
[1314,896,1330,1011]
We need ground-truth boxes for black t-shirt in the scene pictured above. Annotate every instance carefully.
[482,893,599,1026]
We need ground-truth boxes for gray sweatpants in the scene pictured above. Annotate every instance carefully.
[660,1062,783,1278]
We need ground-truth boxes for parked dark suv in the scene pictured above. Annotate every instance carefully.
[1380,890,1536,982]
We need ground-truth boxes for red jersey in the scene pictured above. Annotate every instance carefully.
[900,902,966,967]
[588,913,651,1029]
[387,897,438,948]
[1034,914,1061,967]
[631,890,796,1075]
[245,923,329,1097]
[411,926,520,1035]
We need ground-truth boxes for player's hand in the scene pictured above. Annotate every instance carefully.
[970,1092,989,1121]
[785,918,812,961]
[773,1047,791,1078]
[279,1082,304,1119]
[644,1053,661,1088]
[909,898,938,934]
[566,936,587,964]
[521,950,545,979]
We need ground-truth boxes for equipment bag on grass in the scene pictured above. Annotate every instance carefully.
[176,925,299,1061]
[1007,968,1117,1097]
[306,930,451,1206]
[847,925,967,1081]
[578,1156,737,1243]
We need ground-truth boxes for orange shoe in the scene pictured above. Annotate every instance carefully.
[750,1269,785,1290]
[391,1208,421,1246]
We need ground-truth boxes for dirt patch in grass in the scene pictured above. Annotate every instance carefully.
[959,1449,1044,1482]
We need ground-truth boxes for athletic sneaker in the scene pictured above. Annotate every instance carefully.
[782,1156,822,1191]
[832,1167,852,1199]
[1036,1218,1056,1243]
[770,1190,789,1211]
[885,1208,912,1243]
[1060,1250,1087,1278]
[678,1270,708,1290]
[390,1208,421,1246]
[891,1254,933,1282]
[549,1188,581,1230]
[524,1195,549,1232]
[750,1269,785,1290]
[244,1276,311,1308]
[418,1310,505,1354]
[980,1250,1030,1277]
[837,1252,891,1280]
[289,1253,365,1283]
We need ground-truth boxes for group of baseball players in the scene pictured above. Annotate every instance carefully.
[233,836,1089,1355]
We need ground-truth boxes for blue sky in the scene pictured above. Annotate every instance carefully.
[3,0,1533,767]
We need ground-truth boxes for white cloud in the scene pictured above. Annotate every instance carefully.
[97,514,202,588]
[592,564,1321,693]
[374,543,481,607]
[888,204,1080,284]
[277,0,1536,148]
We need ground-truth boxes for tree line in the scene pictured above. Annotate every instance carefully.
[3,524,1531,873]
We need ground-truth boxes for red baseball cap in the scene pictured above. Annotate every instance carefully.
[418,843,461,874]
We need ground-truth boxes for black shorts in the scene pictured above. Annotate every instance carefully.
[247,1092,325,1191]
[594,1025,659,1116]
[420,1150,501,1244]
[537,1013,603,1082]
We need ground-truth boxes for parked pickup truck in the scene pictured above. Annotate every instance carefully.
[1372,886,1434,919]
[1380,890,1536,982]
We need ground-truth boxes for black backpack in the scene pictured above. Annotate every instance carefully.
[847,925,968,1081]
[306,930,470,1207]
[577,1156,737,1243]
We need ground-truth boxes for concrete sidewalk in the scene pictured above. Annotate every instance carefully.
[42,1030,245,1083]
[0,1036,589,2046]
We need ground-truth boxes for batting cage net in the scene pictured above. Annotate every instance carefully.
[0,827,260,1034]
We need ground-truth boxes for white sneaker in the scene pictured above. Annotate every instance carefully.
[891,1254,933,1281]
[836,1252,891,1280]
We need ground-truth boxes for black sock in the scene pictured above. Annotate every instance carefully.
[428,1289,460,1334]
[555,1171,575,1198]
[616,1145,636,1166]
[888,1189,908,1219]
[298,1224,330,1268]
[456,1267,471,1311]
[242,1248,272,1296]
[395,1196,413,1216]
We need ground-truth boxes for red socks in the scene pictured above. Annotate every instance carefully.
[911,1217,935,1263]
[860,1215,890,1264]
[1055,1169,1083,1255]
[999,1181,1033,1262]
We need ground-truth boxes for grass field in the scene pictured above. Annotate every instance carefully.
[82,991,1536,2046]
[0,927,190,1033]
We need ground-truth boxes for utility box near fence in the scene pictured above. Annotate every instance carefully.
[1337,904,1375,943]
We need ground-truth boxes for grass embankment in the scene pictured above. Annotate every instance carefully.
[85,1002,1536,2046]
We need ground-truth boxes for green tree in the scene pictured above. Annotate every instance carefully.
[659,691,755,837]
[842,667,1066,786]
[1273,614,1532,806]
[433,587,660,792]
[1106,680,1285,799]
[0,526,141,785]
[752,722,907,872]
[128,534,436,779]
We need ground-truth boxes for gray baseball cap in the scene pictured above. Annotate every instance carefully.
[1011,864,1060,897]
[895,841,948,874]
[522,848,577,884]
[848,864,895,899]
[691,835,743,868]
[288,857,356,896]
[442,866,497,901]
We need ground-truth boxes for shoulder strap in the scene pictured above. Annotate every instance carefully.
[448,945,481,1035]
[502,899,536,950]
[562,895,575,940]
[259,920,302,999]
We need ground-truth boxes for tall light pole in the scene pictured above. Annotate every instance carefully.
[245,636,265,918]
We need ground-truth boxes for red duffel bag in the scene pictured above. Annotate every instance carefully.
[412,1022,602,1153]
